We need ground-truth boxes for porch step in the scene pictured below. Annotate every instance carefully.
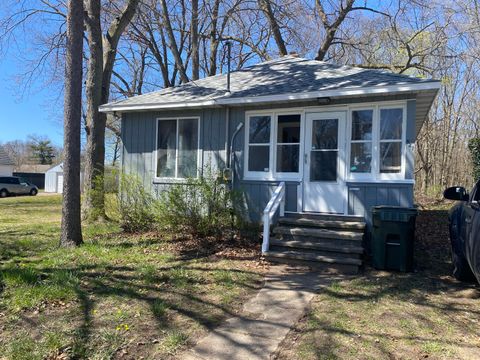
[278,217,365,232]
[264,249,362,267]
[263,215,366,273]
[265,249,362,266]
[269,239,364,255]
[285,213,363,222]
[273,226,363,241]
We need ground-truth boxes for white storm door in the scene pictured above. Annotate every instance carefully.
[303,112,347,213]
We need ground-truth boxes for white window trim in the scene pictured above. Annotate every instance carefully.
[244,109,304,181]
[153,116,201,182]
[346,103,407,181]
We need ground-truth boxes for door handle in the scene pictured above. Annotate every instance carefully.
[304,153,308,164]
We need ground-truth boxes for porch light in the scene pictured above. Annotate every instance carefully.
[317,97,331,105]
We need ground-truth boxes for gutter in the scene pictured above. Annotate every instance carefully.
[99,81,441,113]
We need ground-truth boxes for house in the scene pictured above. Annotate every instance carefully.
[100,56,440,271]
[0,146,14,176]
[45,163,84,193]
[13,164,52,189]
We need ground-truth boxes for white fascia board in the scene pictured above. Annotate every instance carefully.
[99,81,441,113]
[99,99,220,113]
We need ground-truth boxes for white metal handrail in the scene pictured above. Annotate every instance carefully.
[262,182,286,254]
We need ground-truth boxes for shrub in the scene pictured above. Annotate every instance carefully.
[104,166,119,194]
[155,172,244,238]
[117,174,156,232]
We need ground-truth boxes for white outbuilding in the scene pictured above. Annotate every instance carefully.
[45,163,84,193]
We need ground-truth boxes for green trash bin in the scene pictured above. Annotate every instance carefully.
[371,206,417,272]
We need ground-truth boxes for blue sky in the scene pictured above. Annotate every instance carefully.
[0,54,63,146]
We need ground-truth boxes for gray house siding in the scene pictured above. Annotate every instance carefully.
[121,96,417,224]
[347,183,413,222]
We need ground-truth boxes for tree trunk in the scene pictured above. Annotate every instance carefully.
[84,0,105,220]
[60,0,84,247]
[314,0,354,61]
[83,0,139,221]
[161,0,189,83]
[259,0,287,56]
[191,0,200,80]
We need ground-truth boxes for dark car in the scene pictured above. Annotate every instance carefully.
[0,176,38,198]
[444,184,480,284]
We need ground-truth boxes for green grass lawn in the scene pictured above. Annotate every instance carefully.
[274,203,480,360]
[0,195,264,359]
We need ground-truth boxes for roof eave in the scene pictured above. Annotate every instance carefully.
[99,81,441,113]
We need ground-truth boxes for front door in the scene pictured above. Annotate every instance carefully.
[303,111,346,213]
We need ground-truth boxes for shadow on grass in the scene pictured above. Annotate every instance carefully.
[0,238,263,358]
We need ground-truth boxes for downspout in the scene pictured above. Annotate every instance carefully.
[225,106,230,169]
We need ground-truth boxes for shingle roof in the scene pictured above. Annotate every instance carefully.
[0,146,14,166]
[100,56,440,112]
[14,164,52,174]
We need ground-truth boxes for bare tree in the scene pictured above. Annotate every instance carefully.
[313,0,389,61]
[60,0,83,247]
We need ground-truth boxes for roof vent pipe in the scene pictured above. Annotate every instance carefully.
[225,41,232,93]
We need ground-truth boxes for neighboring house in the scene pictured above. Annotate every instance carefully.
[0,146,14,176]
[100,56,440,270]
[13,164,52,189]
[45,163,84,193]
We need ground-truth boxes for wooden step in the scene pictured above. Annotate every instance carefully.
[264,249,362,266]
[273,226,363,241]
[285,213,363,222]
[264,255,360,274]
[269,239,364,254]
[278,217,365,231]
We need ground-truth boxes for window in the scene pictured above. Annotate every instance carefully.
[245,112,302,179]
[310,118,338,181]
[247,115,271,172]
[348,105,405,180]
[350,110,373,173]
[379,108,402,173]
[156,118,199,179]
[276,114,300,173]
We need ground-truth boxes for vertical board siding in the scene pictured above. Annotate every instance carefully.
[347,183,414,227]
[237,181,299,222]
[202,108,227,175]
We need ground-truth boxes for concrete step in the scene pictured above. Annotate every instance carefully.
[273,226,363,241]
[285,213,363,222]
[278,217,365,231]
[269,239,364,255]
